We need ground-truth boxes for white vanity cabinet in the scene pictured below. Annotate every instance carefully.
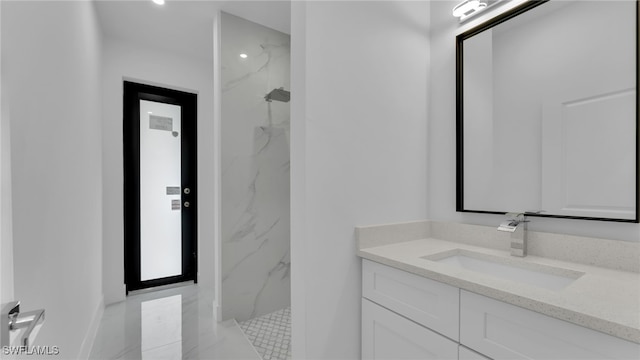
[362,259,459,339]
[361,259,640,360]
[460,290,640,360]
[361,259,459,359]
[362,299,458,359]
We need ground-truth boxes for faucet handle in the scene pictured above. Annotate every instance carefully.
[498,221,518,232]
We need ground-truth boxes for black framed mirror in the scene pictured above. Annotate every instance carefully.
[456,0,639,223]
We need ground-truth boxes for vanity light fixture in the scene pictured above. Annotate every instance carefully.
[152,0,165,5]
[452,0,487,20]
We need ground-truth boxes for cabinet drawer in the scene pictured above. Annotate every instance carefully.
[362,298,458,360]
[459,345,492,360]
[362,259,459,340]
[460,290,640,360]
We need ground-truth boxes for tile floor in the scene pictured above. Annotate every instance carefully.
[239,308,291,360]
[89,284,260,359]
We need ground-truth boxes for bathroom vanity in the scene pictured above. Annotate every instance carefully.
[357,221,640,360]
[359,0,640,357]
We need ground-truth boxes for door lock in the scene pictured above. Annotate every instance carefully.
[184,201,190,208]
[184,188,191,195]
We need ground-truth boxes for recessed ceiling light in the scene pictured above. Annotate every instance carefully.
[239,53,248,59]
[152,0,165,5]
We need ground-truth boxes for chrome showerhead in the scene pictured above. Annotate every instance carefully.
[265,87,290,103]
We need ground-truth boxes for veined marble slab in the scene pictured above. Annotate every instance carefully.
[220,12,291,322]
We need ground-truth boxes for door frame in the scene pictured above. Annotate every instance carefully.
[123,81,198,292]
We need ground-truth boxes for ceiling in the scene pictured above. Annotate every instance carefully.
[94,0,291,61]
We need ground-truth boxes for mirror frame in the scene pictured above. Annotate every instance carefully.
[456,0,639,223]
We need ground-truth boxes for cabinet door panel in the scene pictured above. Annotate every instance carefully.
[460,290,640,360]
[362,298,458,360]
[362,259,459,340]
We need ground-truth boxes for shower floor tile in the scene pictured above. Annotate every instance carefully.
[239,307,291,360]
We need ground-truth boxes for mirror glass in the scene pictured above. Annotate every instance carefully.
[457,0,638,222]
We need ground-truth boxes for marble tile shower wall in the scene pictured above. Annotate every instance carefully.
[221,12,291,322]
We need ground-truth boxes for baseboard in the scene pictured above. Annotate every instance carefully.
[78,295,104,359]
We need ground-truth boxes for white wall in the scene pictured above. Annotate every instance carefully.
[0,0,14,306]
[1,1,103,357]
[0,0,2,306]
[102,36,215,304]
[290,1,430,357]
[429,0,639,242]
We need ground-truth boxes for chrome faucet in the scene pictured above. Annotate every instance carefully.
[497,213,529,257]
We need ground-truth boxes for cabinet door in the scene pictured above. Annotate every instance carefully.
[362,298,458,360]
[460,290,640,360]
[459,345,492,360]
[362,259,459,340]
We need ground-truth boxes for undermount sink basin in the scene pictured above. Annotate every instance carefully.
[422,249,584,291]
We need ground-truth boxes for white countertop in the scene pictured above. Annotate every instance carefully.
[357,237,640,344]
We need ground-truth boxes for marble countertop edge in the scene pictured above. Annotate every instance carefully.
[357,238,640,344]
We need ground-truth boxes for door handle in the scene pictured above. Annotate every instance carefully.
[1,301,45,347]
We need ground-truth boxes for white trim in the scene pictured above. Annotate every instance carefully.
[213,9,223,322]
[0,0,15,304]
[212,299,221,322]
[121,76,200,96]
[290,1,307,357]
[78,295,104,360]
[0,0,3,307]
